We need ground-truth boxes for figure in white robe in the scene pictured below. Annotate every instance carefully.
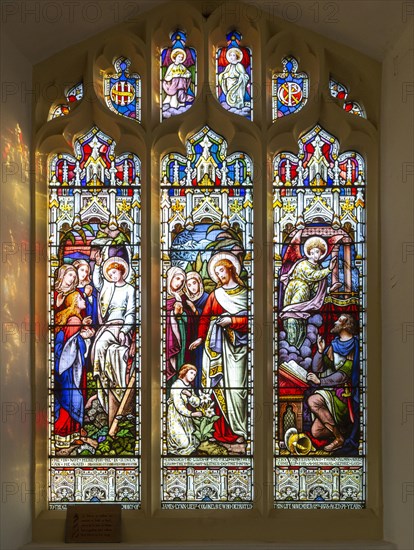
[190,254,248,445]
[167,364,202,455]
[92,257,135,427]
[218,48,249,110]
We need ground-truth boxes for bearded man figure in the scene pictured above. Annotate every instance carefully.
[189,253,248,446]
[306,313,359,453]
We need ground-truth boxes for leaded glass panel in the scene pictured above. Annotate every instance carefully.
[48,127,141,509]
[160,126,254,508]
[273,125,366,509]
[160,30,197,120]
[272,57,308,121]
[104,57,141,121]
[216,32,252,120]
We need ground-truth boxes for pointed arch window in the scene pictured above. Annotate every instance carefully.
[33,0,382,543]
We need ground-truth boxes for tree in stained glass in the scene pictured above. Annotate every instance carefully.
[160,30,197,120]
[216,31,252,120]
[48,127,141,508]
[104,57,141,121]
[272,57,308,121]
[273,125,366,509]
[160,126,254,508]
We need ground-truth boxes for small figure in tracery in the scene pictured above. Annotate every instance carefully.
[216,31,252,119]
[161,30,196,120]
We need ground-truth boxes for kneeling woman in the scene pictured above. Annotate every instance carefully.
[167,364,202,455]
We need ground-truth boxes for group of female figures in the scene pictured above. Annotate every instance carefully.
[165,253,249,456]
[53,250,135,450]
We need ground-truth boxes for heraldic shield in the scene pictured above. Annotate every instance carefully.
[272,56,309,121]
[104,57,141,122]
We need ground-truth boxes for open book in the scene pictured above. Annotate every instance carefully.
[279,359,309,386]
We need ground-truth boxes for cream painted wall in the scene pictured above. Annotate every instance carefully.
[381,21,414,550]
[0,33,33,550]
[0,8,413,550]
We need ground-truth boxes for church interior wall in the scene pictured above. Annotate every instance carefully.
[0,3,412,549]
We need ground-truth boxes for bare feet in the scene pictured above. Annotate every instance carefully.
[324,435,344,452]
[85,394,97,409]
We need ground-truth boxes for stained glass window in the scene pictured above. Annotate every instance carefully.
[48,127,141,508]
[48,82,83,120]
[273,125,366,509]
[65,82,84,103]
[104,57,141,121]
[329,78,366,118]
[344,101,366,117]
[329,78,348,100]
[216,31,252,120]
[160,30,197,120]
[160,126,254,508]
[48,104,70,120]
[272,57,308,121]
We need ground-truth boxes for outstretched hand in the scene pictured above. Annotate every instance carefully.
[189,338,202,350]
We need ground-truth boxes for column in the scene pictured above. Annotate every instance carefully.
[220,467,228,501]
[185,189,194,228]
[344,242,352,294]
[296,189,305,229]
[187,467,195,500]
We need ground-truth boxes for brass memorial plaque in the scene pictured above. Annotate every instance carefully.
[65,504,121,543]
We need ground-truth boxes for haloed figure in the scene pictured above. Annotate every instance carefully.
[185,271,209,392]
[73,259,99,326]
[189,253,248,446]
[54,264,79,312]
[165,266,195,384]
[281,237,338,349]
[54,291,94,449]
[92,257,135,430]
[162,48,194,110]
[219,47,249,110]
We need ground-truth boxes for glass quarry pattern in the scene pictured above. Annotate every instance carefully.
[273,125,366,508]
[48,127,141,509]
[160,126,254,509]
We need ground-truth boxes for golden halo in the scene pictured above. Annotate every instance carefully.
[171,48,187,62]
[304,236,328,260]
[208,252,241,283]
[225,47,243,63]
[102,257,130,282]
